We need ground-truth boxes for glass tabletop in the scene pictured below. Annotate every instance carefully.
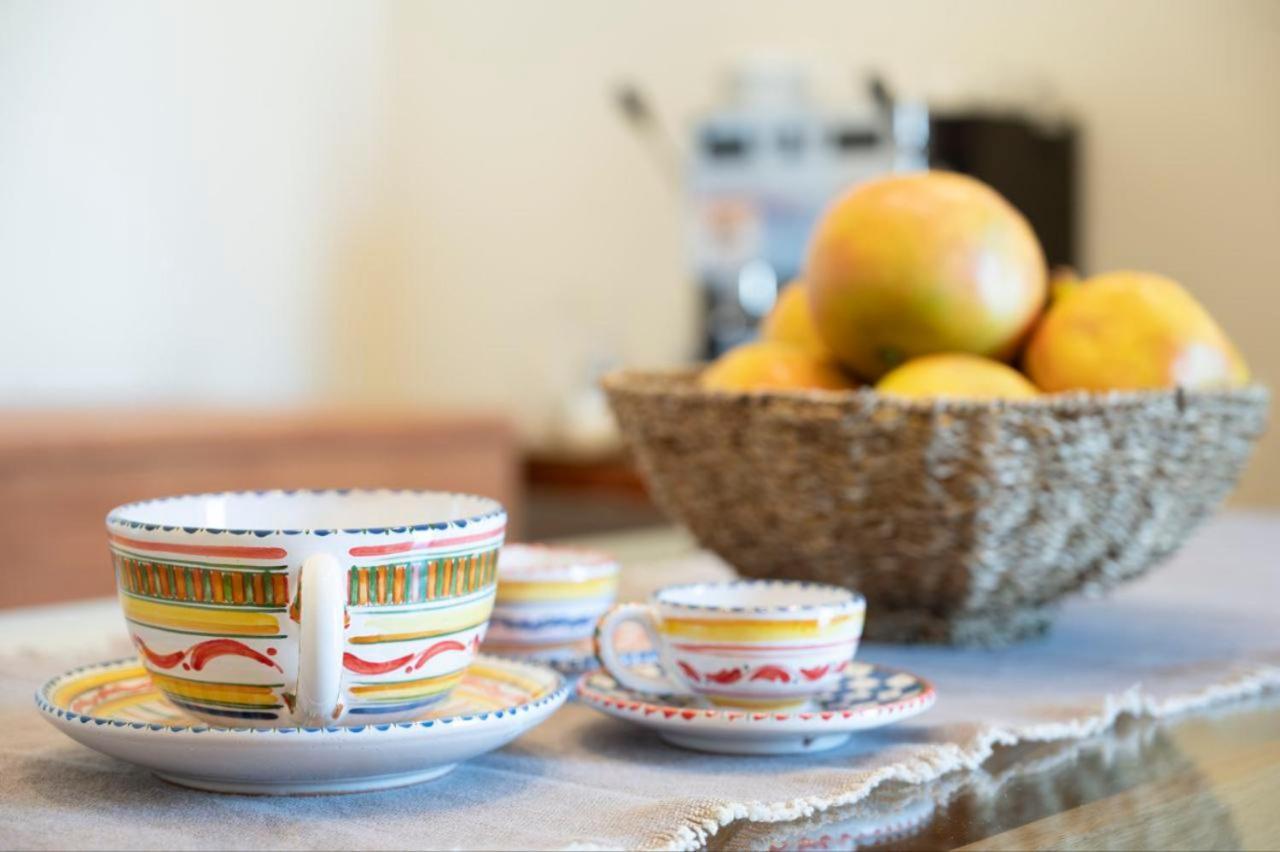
[557,524,1280,852]
[710,691,1280,851]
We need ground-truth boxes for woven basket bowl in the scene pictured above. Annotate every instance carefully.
[603,369,1270,646]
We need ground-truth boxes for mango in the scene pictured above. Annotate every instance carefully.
[701,342,857,392]
[876,353,1039,401]
[1024,271,1249,392]
[760,280,836,362]
[807,171,1047,380]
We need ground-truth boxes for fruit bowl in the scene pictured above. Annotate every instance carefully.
[603,369,1270,645]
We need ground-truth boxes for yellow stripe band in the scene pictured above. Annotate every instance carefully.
[148,673,282,708]
[121,596,283,637]
[350,596,494,645]
[466,662,550,698]
[445,687,509,713]
[707,695,809,710]
[496,576,618,602]
[659,612,862,641]
[350,669,464,701]
[348,619,489,646]
[92,691,164,717]
[52,666,147,707]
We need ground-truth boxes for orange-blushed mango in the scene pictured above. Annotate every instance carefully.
[1024,271,1249,392]
[761,280,837,363]
[701,342,858,392]
[807,171,1047,380]
[876,353,1039,401]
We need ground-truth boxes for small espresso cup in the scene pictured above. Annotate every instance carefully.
[107,489,505,728]
[595,580,864,710]
[483,544,620,662]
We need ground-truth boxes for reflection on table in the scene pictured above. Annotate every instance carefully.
[713,693,1280,851]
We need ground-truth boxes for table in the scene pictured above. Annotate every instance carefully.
[3,518,1278,850]
[583,524,1280,851]
[712,693,1280,850]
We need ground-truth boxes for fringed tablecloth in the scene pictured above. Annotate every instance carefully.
[1,513,1277,850]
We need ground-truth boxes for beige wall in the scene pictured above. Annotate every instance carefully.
[0,1,392,405]
[3,0,1278,503]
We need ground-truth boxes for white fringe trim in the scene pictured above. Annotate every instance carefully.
[567,664,1280,851]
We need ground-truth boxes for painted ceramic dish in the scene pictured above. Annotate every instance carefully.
[106,489,506,727]
[482,543,620,668]
[596,579,865,710]
[37,655,567,794]
[576,660,935,755]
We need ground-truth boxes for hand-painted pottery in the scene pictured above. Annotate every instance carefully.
[577,660,934,754]
[106,489,505,728]
[37,655,566,794]
[595,579,864,710]
[481,544,620,666]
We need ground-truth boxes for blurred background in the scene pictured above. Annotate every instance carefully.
[2,0,1277,605]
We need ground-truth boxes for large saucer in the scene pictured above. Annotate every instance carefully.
[36,654,567,795]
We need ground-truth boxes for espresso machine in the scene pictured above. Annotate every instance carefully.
[623,62,1078,358]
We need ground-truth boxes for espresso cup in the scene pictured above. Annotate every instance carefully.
[107,489,505,727]
[482,544,620,663]
[595,580,864,710]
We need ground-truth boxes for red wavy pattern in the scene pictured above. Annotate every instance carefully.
[749,665,792,683]
[188,639,281,672]
[800,664,830,681]
[343,652,414,675]
[704,667,743,685]
[343,638,470,675]
[679,661,828,685]
[134,639,185,669]
[133,636,282,673]
[412,639,466,671]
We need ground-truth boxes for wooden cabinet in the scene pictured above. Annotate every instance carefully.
[0,409,520,608]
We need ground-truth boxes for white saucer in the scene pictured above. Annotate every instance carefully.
[577,660,935,755]
[37,654,568,795]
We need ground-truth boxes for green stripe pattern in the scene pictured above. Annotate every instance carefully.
[348,547,499,607]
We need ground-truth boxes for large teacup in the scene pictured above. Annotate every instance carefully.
[106,489,505,727]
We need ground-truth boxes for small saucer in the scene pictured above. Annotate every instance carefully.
[37,655,568,794]
[576,661,935,755]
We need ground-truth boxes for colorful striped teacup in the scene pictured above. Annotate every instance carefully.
[482,544,620,664]
[107,489,505,728]
[595,580,864,710]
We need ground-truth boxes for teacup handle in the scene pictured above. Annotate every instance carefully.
[595,603,693,696]
[295,552,346,726]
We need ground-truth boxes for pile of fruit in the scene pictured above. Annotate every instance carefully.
[702,171,1250,399]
